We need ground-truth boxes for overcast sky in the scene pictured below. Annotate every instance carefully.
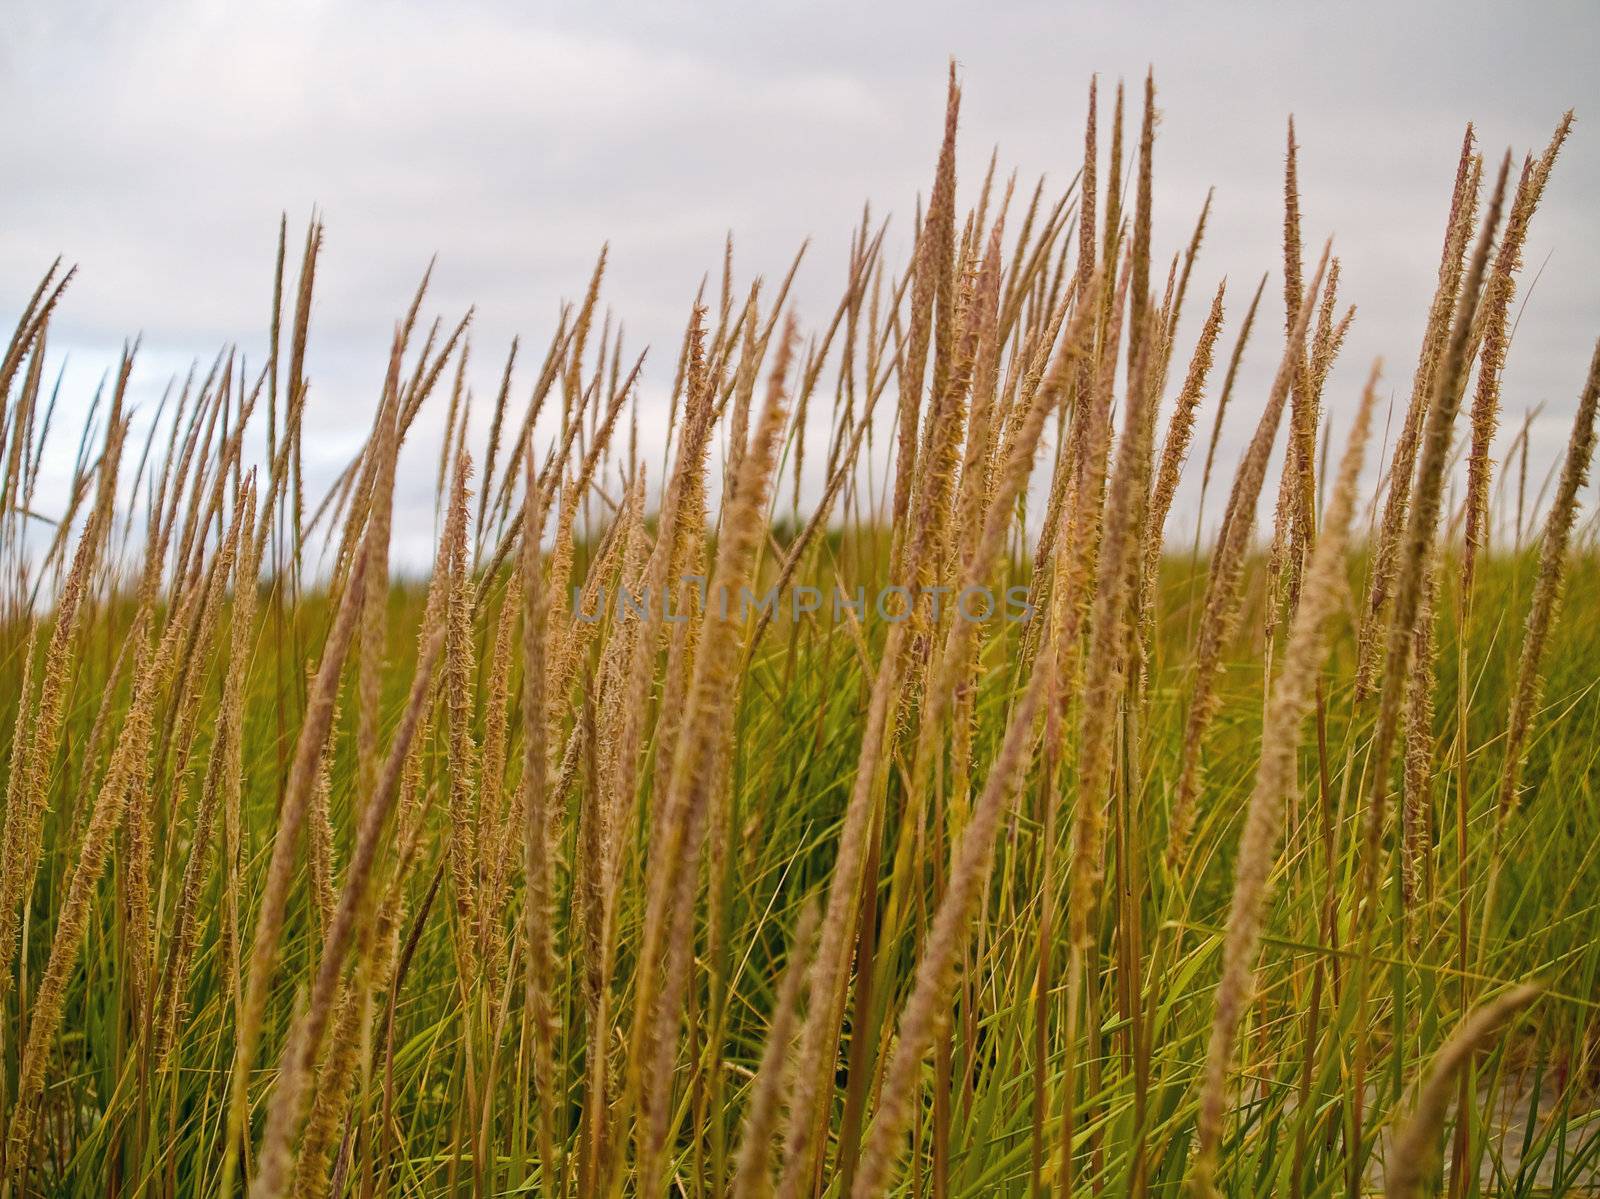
[5,1,1599,568]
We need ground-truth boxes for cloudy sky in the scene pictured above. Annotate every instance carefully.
[4,1,1598,567]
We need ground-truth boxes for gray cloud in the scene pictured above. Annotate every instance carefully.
[4,0,1598,567]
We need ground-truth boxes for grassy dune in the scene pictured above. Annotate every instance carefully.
[0,69,1597,1197]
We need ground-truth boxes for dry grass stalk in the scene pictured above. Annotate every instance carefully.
[1141,280,1226,630]
[221,540,372,1197]
[731,900,821,1199]
[519,446,560,1194]
[881,273,1098,947]
[1165,248,1329,869]
[1357,131,1480,696]
[1127,70,1157,370]
[442,446,481,987]
[357,371,403,806]
[628,320,795,1195]
[1383,984,1541,1198]
[4,499,206,1170]
[0,364,128,1007]
[1492,339,1600,836]
[891,65,959,566]
[249,621,446,1199]
[1401,553,1439,928]
[1355,155,1510,923]
[1189,364,1376,1196]
[851,590,1062,1199]
[1461,114,1573,593]
[1192,274,1268,546]
[154,481,257,1063]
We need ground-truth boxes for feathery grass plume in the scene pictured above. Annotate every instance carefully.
[1355,155,1509,920]
[163,373,261,705]
[850,588,1062,1199]
[484,319,567,541]
[0,625,36,911]
[438,345,473,524]
[1078,76,1099,302]
[1142,280,1226,620]
[731,900,821,1199]
[4,513,202,1171]
[1048,249,1132,688]
[1342,161,1509,1184]
[153,445,250,885]
[894,251,979,788]
[323,315,419,602]
[1127,69,1157,371]
[277,217,323,598]
[1282,118,1304,334]
[890,64,959,567]
[584,479,644,822]
[1055,303,1160,1188]
[1401,553,1439,925]
[477,336,519,549]
[307,680,340,941]
[951,219,1008,581]
[399,309,474,442]
[1165,188,1213,368]
[155,479,259,1064]
[1188,364,1376,1196]
[1063,300,1160,970]
[1013,289,1083,608]
[579,330,718,1193]
[289,970,363,1199]
[1261,123,1313,642]
[1101,79,1126,323]
[542,353,641,729]
[0,262,73,413]
[357,357,403,807]
[1383,984,1541,1198]
[563,245,609,435]
[724,284,762,500]
[776,482,938,1195]
[1461,113,1573,594]
[220,540,371,1198]
[573,506,637,1023]
[1286,263,1348,597]
[352,477,461,1184]
[0,324,46,561]
[636,313,714,852]
[924,77,962,472]
[0,350,127,1005]
[1357,129,1480,696]
[0,621,38,1075]
[247,620,444,1199]
[518,444,560,1196]
[1193,273,1267,545]
[475,569,523,976]
[221,550,261,1050]
[441,446,481,986]
[1491,338,1600,837]
[168,355,230,591]
[880,271,1097,957]
[784,248,1069,1199]
[0,607,47,998]
[628,319,794,1196]
[1165,247,1329,869]
[938,212,1015,820]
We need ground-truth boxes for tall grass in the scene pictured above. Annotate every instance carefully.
[0,68,1597,1198]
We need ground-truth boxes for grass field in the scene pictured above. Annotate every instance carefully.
[1,70,1598,1197]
